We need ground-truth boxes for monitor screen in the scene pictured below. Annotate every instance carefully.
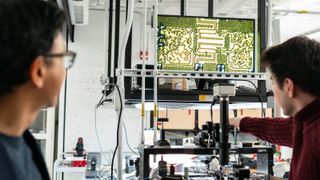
[157,15,255,72]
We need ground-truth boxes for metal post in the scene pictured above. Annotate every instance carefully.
[208,0,214,17]
[180,0,185,16]
[219,97,230,166]
[107,0,114,78]
[113,0,120,84]
[116,0,134,179]
[153,0,159,147]
[258,0,268,57]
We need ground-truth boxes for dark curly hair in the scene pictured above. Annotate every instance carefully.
[0,0,65,96]
[262,36,320,97]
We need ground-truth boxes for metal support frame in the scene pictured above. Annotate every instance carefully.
[113,0,121,84]
[219,97,230,166]
[208,0,214,17]
[180,0,185,16]
[258,0,268,63]
[121,69,267,103]
[194,110,200,132]
[107,0,114,78]
[120,69,267,80]
[107,1,271,179]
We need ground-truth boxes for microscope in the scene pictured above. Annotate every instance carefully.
[214,83,250,179]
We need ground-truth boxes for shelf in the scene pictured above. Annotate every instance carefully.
[121,69,267,80]
[121,69,268,103]
[126,89,267,103]
[134,102,267,110]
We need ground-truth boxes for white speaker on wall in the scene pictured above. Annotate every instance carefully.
[67,0,89,25]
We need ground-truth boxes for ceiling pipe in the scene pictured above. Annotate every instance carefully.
[273,8,320,15]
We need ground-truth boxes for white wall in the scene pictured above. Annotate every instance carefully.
[60,10,142,164]
[275,14,320,43]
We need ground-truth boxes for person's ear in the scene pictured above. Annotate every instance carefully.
[29,56,47,88]
[284,78,295,98]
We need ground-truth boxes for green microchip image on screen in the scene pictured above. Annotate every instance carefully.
[157,15,255,72]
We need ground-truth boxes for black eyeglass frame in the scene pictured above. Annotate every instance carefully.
[44,51,76,69]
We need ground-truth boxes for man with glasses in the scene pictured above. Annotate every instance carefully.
[0,0,75,179]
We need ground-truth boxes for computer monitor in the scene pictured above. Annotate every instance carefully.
[124,15,264,103]
[157,15,255,72]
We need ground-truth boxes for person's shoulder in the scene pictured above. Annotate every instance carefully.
[304,117,320,144]
[306,118,320,151]
[0,144,18,179]
[312,116,320,130]
[305,115,320,129]
[0,138,8,153]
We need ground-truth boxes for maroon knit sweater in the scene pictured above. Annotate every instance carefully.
[240,99,320,180]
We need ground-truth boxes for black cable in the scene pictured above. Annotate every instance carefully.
[95,84,124,179]
[96,94,106,108]
[234,128,238,144]
[232,109,238,144]
[209,96,218,148]
[110,84,122,180]
[236,80,266,118]
[210,96,218,123]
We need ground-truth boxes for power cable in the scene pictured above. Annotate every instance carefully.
[110,84,122,180]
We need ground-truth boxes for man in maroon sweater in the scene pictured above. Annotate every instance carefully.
[230,36,320,179]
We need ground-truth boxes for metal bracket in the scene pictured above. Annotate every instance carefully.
[121,69,267,81]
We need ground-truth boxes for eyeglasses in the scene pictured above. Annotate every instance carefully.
[44,51,76,69]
